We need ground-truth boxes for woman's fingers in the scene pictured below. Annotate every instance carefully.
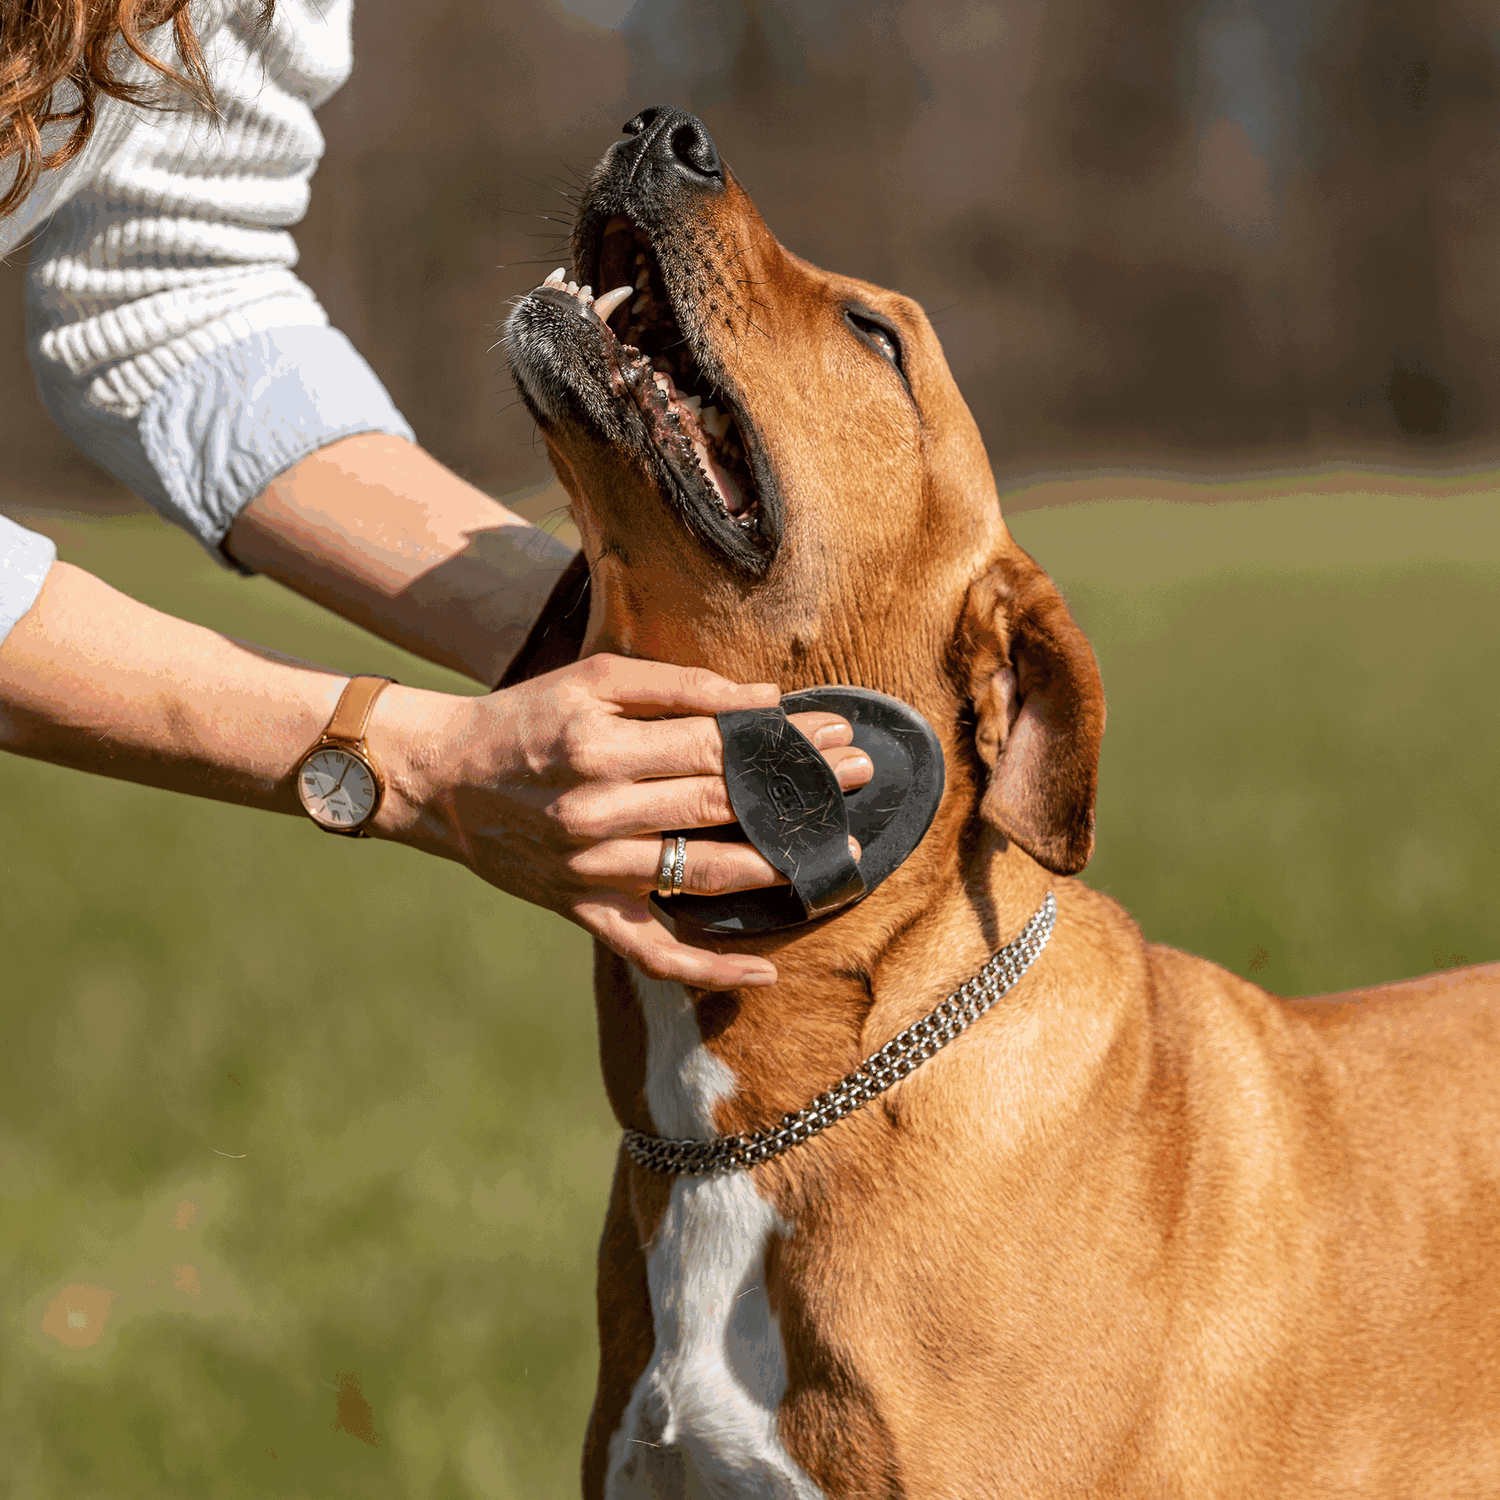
[602,709,858,782]
[576,896,780,989]
[571,822,865,988]
[562,654,780,716]
[785,711,856,750]
[573,832,863,897]
[557,744,873,839]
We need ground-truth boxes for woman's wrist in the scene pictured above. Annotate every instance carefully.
[362,683,473,858]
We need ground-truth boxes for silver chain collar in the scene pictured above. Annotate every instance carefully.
[623,890,1057,1176]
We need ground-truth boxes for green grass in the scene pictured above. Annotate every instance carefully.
[2,479,1498,1496]
[1009,481,1500,995]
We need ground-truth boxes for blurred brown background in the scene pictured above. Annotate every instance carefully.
[3,0,1499,507]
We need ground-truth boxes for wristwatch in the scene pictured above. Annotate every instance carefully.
[295,675,396,837]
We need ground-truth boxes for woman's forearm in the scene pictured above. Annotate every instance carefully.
[225,433,576,688]
[0,559,349,811]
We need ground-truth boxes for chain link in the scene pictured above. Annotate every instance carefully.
[623,891,1056,1175]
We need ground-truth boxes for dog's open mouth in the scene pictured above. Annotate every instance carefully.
[595,215,759,532]
[507,212,772,570]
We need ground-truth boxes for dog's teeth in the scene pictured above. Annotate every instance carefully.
[544,267,566,287]
[634,268,650,290]
[578,285,593,303]
[632,295,650,315]
[566,280,580,297]
[700,405,729,440]
[680,393,702,414]
[651,370,682,405]
[592,285,633,321]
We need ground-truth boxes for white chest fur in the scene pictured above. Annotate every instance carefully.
[605,972,826,1500]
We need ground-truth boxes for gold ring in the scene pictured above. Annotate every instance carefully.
[657,836,678,898]
[671,835,687,897]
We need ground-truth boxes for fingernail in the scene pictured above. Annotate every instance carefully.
[837,752,872,781]
[743,683,779,700]
[847,836,862,860]
[732,964,777,987]
[812,723,854,748]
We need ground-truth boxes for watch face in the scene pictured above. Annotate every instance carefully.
[298,747,379,831]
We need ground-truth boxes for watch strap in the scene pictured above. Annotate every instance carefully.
[324,675,395,747]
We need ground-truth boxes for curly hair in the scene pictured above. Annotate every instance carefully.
[1,1,274,217]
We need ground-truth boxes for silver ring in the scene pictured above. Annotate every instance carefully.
[671,834,687,897]
[657,836,678,898]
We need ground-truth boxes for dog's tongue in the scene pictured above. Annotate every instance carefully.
[693,433,749,515]
[649,366,751,517]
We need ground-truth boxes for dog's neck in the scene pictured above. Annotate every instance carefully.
[599,772,1062,1165]
[589,555,1105,1168]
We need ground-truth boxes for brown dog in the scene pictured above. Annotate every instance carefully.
[504,108,1500,1499]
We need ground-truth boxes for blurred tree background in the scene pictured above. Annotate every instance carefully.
[3,2,1499,1496]
[4,0,1500,502]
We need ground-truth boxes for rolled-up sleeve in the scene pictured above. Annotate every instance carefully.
[31,306,415,556]
[0,515,57,647]
[21,0,412,565]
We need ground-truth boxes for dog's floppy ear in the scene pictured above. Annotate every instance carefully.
[959,548,1105,874]
[495,550,592,690]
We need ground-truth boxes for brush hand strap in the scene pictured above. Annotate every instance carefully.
[715,707,867,921]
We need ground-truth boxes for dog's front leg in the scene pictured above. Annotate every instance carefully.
[583,1149,657,1498]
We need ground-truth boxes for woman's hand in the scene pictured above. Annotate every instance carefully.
[369,655,872,988]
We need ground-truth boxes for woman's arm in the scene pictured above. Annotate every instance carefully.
[0,560,870,987]
[0,557,358,812]
[17,7,573,691]
[225,432,573,688]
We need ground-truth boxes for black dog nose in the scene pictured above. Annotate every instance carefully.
[621,106,723,183]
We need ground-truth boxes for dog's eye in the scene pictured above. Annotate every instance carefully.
[845,310,905,379]
[866,326,899,363]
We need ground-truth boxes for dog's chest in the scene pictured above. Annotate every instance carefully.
[605,973,826,1500]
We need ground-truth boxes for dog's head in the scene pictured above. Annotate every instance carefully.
[505,108,1103,876]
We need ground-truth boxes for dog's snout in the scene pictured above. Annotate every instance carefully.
[620,106,723,185]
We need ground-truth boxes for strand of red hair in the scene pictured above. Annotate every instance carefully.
[1,0,275,217]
